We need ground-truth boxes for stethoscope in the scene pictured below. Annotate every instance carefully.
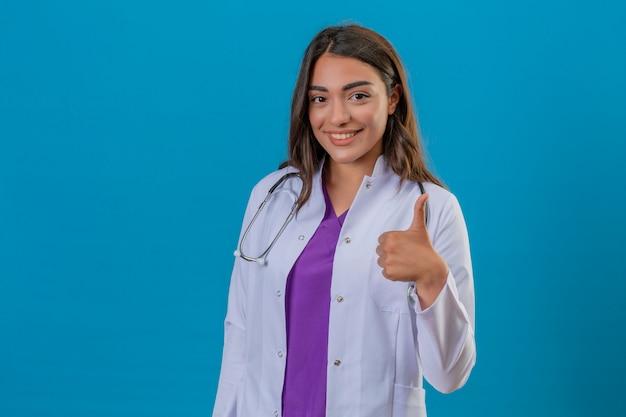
[234,172,302,265]
[234,172,429,266]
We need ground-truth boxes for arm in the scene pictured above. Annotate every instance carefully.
[212,258,247,417]
[376,191,476,393]
[213,181,265,416]
[413,193,475,394]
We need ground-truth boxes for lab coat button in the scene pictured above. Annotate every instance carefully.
[278,351,284,358]
[274,411,279,417]
[366,182,372,189]
[333,359,341,366]
[336,296,344,303]
[298,235,305,240]
[344,237,351,244]
[276,290,282,297]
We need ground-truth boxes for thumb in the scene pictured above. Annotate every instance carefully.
[408,193,429,231]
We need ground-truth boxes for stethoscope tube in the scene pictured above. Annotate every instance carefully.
[234,172,429,265]
[234,172,301,265]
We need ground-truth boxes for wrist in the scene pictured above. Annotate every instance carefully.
[414,259,447,307]
[422,258,448,287]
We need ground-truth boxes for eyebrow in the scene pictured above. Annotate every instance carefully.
[308,80,374,92]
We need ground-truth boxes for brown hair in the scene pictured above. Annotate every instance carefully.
[282,24,445,210]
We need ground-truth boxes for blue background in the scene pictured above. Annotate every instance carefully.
[1,1,625,416]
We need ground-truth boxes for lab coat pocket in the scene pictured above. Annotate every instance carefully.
[371,273,411,314]
[392,384,426,417]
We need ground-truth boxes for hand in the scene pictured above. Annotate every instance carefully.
[376,194,448,305]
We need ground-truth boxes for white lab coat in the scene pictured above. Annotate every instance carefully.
[213,156,475,417]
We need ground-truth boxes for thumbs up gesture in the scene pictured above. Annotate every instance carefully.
[376,194,448,306]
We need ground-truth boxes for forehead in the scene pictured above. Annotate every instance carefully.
[310,54,383,87]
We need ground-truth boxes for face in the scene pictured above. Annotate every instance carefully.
[308,53,400,170]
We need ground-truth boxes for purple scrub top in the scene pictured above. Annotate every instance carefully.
[282,184,347,417]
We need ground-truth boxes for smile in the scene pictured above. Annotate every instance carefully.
[328,130,361,140]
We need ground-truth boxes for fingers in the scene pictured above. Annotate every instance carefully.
[408,193,429,232]
[376,233,397,280]
[376,193,431,281]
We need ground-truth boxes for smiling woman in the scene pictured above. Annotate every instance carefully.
[212,23,476,417]
[307,54,400,215]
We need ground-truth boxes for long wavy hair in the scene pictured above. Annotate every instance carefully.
[282,24,445,210]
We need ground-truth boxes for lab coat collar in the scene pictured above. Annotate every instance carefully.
[370,154,391,179]
[313,154,393,183]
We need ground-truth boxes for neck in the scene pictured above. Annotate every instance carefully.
[323,154,381,216]
[325,152,380,182]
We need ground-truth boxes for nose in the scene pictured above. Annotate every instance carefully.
[329,100,351,126]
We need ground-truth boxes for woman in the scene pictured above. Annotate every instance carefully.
[213,24,475,417]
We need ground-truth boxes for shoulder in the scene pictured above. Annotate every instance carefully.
[244,166,301,206]
[418,182,467,230]
[421,182,458,208]
[250,166,297,192]
[377,158,459,211]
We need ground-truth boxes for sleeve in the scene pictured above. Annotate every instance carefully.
[212,185,260,417]
[411,193,476,394]
[212,259,247,417]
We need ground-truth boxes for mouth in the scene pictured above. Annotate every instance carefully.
[327,130,362,140]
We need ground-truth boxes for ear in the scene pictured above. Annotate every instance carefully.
[388,83,402,115]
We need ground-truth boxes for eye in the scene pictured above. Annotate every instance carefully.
[351,92,370,101]
[310,96,326,103]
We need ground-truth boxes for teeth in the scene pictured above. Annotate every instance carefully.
[329,131,357,140]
